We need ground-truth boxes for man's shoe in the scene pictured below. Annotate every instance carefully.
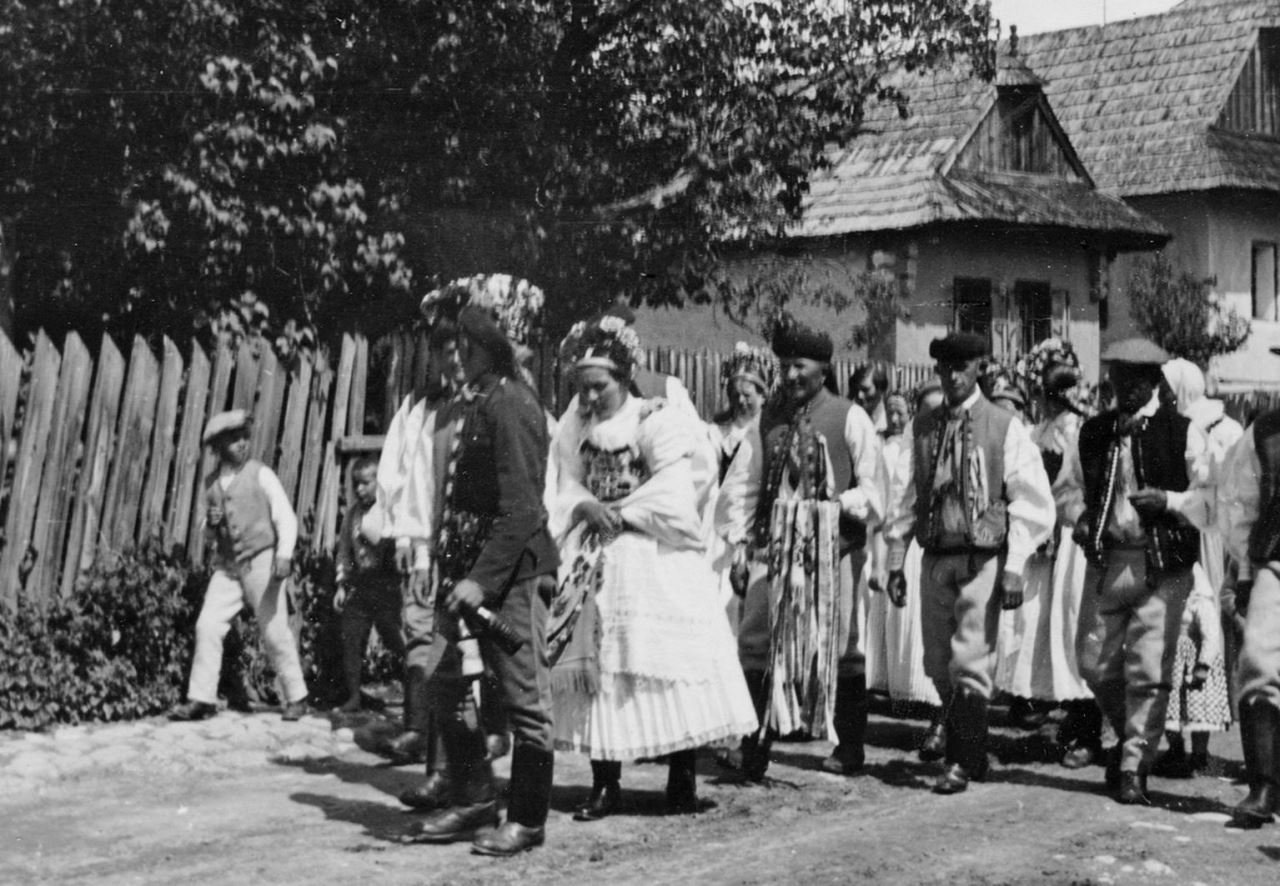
[919,722,946,762]
[406,802,498,844]
[932,762,972,795]
[572,783,621,821]
[384,730,430,765]
[471,821,545,856]
[168,701,218,722]
[1061,742,1100,770]
[399,772,453,811]
[1116,771,1150,805]
[821,746,865,776]
[281,698,310,722]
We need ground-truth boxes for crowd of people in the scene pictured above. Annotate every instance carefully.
[165,273,1280,857]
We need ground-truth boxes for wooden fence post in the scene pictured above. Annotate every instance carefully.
[139,337,184,541]
[249,345,285,467]
[0,332,61,605]
[166,341,210,552]
[190,335,236,562]
[275,352,313,503]
[101,336,161,554]
[0,331,20,489]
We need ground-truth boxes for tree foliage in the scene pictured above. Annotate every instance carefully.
[0,0,996,347]
[1126,253,1251,365]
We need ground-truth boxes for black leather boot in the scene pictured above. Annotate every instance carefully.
[1060,700,1103,769]
[933,688,989,795]
[402,666,430,734]
[408,720,496,843]
[574,760,622,821]
[666,749,699,814]
[918,708,946,763]
[822,674,868,776]
[473,744,553,856]
[1232,695,1279,828]
[739,669,774,782]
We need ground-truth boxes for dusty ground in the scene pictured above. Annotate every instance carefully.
[2,699,1279,886]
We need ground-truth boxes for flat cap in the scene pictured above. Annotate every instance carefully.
[203,409,250,445]
[1100,337,1171,365]
[770,314,833,363]
[929,331,988,362]
[458,304,514,361]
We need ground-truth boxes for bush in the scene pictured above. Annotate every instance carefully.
[0,541,203,730]
[1127,254,1251,364]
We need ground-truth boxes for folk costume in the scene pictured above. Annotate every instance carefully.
[173,411,308,720]
[1060,338,1212,805]
[336,496,406,711]
[548,317,755,818]
[407,279,559,857]
[737,314,884,779]
[885,332,1055,794]
[1218,404,1280,827]
[706,343,777,633]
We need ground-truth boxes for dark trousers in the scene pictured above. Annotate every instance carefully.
[341,578,406,699]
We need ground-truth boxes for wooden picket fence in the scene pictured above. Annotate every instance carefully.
[0,327,940,609]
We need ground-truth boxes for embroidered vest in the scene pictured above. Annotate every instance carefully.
[758,388,867,549]
[912,395,1011,554]
[1078,406,1199,572]
[206,459,277,563]
[1247,409,1280,564]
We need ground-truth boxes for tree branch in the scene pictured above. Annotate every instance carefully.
[591,164,698,218]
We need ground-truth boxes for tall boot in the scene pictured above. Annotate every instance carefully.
[399,712,452,810]
[822,673,868,775]
[739,669,774,782]
[1232,695,1280,828]
[574,759,622,821]
[666,749,699,814]
[409,716,497,843]
[474,743,553,856]
[385,667,431,765]
[934,687,989,795]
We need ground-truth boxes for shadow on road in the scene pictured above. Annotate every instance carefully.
[292,790,420,844]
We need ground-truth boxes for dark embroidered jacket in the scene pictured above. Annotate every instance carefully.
[1077,405,1199,572]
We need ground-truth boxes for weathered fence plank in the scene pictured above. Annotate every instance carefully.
[250,347,285,467]
[139,337,184,540]
[313,440,341,552]
[0,332,62,604]
[166,342,210,551]
[101,337,160,553]
[26,333,93,603]
[275,353,313,502]
[231,337,264,412]
[347,333,368,437]
[62,335,127,598]
[190,336,236,562]
[383,333,406,429]
[0,331,21,488]
[296,355,331,538]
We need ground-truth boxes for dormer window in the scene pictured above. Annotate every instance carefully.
[1219,29,1280,138]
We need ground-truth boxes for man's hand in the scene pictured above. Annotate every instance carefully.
[1128,488,1168,517]
[1072,515,1093,548]
[395,545,413,575]
[1235,578,1255,617]
[998,570,1026,610]
[445,577,486,615]
[333,584,349,613]
[273,555,292,580]
[574,500,623,537]
[730,544,751,597]
[886,570,908,608]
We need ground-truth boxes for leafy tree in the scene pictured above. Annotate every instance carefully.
[1,0,997,346]
[1126,253,1251,365]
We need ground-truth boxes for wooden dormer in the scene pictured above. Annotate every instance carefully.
[1218,28,1280,138]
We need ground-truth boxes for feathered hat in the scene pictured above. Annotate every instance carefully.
[419,273,546,351]
[560,315,644,378]
[721,341,778,395]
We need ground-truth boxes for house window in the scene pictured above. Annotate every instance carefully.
[1254,242,1278,321]
[954,277,992,343]
[1220,29,1280,137]
[1016,280,1054,353]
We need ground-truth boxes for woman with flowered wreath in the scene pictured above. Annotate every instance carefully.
[546,316,757,821]
[705,342,778,635]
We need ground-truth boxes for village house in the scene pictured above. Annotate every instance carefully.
[1022,0,1280,392]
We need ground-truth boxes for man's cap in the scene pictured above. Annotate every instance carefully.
[458,304,515,361]
[203,409,251,445]
[929,331,989,362]
[1100,337,1171,365]
[770,313,833,363]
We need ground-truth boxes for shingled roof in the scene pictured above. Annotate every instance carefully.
[1020,0,1280,197]
[791,58,1167,244]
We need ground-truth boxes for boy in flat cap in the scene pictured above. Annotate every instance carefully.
[884,331,1055,795]
[1059,337,1213,804]
[737,313,884,781]
[169,410,309,721]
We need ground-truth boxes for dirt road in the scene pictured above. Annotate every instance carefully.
[2,705,1278,885]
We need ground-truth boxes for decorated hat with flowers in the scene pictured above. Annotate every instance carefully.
[721,341,778,395]
[561,315,644,378]
[419,273,546,348]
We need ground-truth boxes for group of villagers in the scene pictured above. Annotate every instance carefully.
[171,270,1280,859]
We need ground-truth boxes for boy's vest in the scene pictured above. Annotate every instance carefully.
[911,395,1011,554]
[1078,406,1199,572]
[207,459,277,563]
[759,387,868,550]
[1248,409,1280,564]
